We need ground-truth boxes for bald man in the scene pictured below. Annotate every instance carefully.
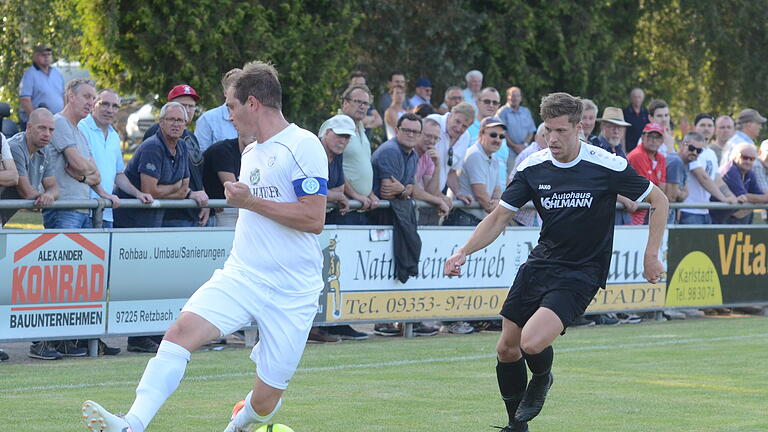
[1,108,59,225]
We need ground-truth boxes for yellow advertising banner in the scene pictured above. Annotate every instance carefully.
[325,288,509,321]
[586,283,666,312]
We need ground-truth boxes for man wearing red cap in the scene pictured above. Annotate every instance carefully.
[144,84,210,226]
[627,123,667,224]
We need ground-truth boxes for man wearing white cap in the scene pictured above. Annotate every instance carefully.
[320,114,356,223]
[316,114,371,342]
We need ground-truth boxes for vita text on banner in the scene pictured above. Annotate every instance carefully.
[667,226,767,306]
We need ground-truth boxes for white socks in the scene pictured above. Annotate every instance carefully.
[125,340,191,432]
[231,391,282,429]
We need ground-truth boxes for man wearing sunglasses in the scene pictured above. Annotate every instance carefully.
[664,132,705,223]
[711,143,768,224]
[446,117,505,225]
[143,84,210,227]
[468,88,510,188]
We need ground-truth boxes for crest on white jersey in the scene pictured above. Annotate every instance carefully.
[301,177,320,194]
[250,168,261,185]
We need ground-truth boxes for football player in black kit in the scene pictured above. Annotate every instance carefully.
[445,92,668,432]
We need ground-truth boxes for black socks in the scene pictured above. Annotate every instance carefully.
[522,345,553,376]
[496,358,527,424]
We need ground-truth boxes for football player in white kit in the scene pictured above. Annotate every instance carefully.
[82,61,329,432]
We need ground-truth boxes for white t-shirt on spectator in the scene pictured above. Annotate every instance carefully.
[1,133,12,160]
[426,113,471,191]
[683,147,718,215]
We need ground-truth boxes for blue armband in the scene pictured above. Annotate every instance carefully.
[292,177,328,197]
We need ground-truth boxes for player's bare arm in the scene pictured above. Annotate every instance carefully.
[224,180,326,234]
[643,184,668,283]
[444,203,516,276]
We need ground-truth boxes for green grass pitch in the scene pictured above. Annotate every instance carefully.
[2,317,767,431]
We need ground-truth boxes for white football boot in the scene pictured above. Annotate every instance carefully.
[223,400,253,432]
[81,400,133,432]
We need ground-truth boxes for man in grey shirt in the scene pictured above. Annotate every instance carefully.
[43,78,118,229]
[0,108,58,225]
[446,117,504,224]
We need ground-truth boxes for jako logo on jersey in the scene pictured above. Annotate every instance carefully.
[541,192,593,210]
[538,184,551,190]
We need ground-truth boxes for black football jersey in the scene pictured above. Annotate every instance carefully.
[501,141,652,285]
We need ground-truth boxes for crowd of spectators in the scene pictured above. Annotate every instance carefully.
[2,45,767,362]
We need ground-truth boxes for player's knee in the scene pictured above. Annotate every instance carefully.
[162,323,185,345]
[520,337,547,355]
[496,338,522,362]
[496,344,521,362]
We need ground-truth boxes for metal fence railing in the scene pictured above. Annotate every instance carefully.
[1,198,767,228]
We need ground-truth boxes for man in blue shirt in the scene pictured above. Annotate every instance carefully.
[18,45,65,129]
[712,143,768,224]
[372,113,420,203]
[79,89,153,227]
[195,69,241,152]
[115,102,191,230]
[497,86,536,159]
[462,70,483,111]
[408,77,433,109]
[144,84,210,226]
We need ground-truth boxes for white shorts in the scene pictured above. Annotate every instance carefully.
[182,267,320,389]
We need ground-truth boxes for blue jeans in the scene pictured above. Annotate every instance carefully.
[325,210,370,225]
[678,212,711,225]
[90,218,113,228]
[162,219,197,227]
[43,210,92,229]
[614,210,632,225]
[667,209,677,224]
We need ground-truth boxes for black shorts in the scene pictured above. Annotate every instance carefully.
[500,262,600,329]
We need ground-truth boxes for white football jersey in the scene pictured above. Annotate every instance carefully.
[225,123,329,294]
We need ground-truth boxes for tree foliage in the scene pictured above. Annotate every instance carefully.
[74,0,359,131]
[2,0,768,134]
[0,0,81,106]
[476,0,641,120]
